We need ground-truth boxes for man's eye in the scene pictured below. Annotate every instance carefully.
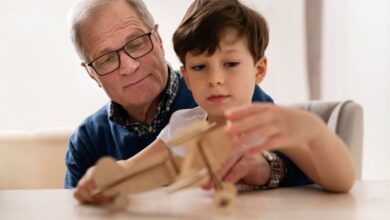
[128,42,145,51]
[191,65,206,71]
[96,54,116,66]
[126,38,146,51]
[224,62,239,67]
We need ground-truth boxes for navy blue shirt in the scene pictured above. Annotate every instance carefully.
[65,72,311,188]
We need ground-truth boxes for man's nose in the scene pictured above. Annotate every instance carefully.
[208,68,224,86]
[117,50,140,75]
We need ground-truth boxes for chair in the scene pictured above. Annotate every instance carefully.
[0,128,73,189]
[287,100,363,179]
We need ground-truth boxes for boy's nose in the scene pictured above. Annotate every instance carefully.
[117,50,140,75]
[207,69,224,86]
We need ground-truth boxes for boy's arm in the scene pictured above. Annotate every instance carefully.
[225,104,355,192]
[280,117,356,192]
[119,139,168,168]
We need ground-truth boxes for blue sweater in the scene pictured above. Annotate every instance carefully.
[65,75,311,188]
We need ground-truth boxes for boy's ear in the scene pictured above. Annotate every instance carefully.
[81,63,102,87]
[255,56,267,84]
[180,65,191,91]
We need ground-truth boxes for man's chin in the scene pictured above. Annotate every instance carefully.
[121,94,159,109]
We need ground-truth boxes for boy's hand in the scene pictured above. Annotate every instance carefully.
[73,166,113,204]
[223,103,355,192]
[224,103,324,153]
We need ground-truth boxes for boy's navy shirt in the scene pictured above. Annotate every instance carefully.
[65,71,311,188]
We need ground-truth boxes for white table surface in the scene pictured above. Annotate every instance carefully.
[1,180,389,220]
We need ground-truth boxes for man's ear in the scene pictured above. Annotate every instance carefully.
[255,56,267,84]
[180,65,191,91]
[153,24,165,54]
[81,63,102,87]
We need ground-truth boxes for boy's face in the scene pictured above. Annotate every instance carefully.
[181,28,267,118]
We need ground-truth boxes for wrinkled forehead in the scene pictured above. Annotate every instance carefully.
[79,1,148,61]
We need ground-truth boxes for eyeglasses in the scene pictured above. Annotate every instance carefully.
[86,28,154,76]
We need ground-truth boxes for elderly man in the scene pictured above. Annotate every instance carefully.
[65,0,311,199]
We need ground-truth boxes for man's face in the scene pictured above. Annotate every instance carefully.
[80,1,168,111]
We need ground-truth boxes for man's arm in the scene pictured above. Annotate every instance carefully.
[64,129,96,188]
[73,138,169,204]
[275,151,313,187]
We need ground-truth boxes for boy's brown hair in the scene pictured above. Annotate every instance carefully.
[173,0,269,66]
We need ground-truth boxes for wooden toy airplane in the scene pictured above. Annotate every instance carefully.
[91,121,238,212]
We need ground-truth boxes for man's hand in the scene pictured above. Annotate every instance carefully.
[203,148,271,190]
[73,166,112,204]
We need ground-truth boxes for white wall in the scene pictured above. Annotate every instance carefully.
[0,0,307,131]
[0,0,107,131]
[322,0,390,180]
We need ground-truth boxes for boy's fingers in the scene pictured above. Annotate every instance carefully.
[237,125,280,149]
[225,103,271,120]
[225,109,275,135]
[245,135,284,154]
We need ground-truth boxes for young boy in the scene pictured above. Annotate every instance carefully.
[75,0,355,204]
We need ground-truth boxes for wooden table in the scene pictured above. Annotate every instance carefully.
[1,181,389,220]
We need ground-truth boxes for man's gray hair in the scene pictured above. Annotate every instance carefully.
[68,0,155,61]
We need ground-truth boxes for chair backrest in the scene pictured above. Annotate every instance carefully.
[287,100,363,179]
[0,128,72,189]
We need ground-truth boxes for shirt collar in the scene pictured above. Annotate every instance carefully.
[109,64,179,137]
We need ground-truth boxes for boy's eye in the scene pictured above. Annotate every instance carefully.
[224,62,239,67]
[191,64,206,71]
